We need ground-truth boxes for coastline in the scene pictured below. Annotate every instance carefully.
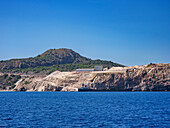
[0,63,169,92]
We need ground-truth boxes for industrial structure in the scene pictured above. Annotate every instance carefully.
[76,66,103,72]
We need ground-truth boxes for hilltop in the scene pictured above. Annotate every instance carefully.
[0,48,124,75]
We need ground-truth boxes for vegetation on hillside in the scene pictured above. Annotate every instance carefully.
[0,74,21,89]
[0,48,125,75]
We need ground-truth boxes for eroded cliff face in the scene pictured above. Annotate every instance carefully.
[14,63,170,91]
[92,63,170,91]
[14,71,89,91]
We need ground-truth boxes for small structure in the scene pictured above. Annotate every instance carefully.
[94,66,103,71]
[76,66,103,72]
[76,68,94,72]
[78,81,95,91]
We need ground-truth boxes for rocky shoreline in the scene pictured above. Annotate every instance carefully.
[0,63,169,92]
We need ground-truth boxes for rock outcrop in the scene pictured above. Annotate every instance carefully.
[14,71,89,91]
[13,63,170,91]
[92,63,170,91]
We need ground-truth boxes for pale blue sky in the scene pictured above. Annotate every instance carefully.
[0,0,170,66]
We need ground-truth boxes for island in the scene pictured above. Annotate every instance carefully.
[0,48,169,91]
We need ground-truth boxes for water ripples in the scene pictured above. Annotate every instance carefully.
[0,92,169,127]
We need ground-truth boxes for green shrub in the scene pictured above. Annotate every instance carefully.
[11,74,15,77]
[24,81,30,85]
[3,74,8,79]
[2,86,6,89]
[16,75,21,79]
[11,85,16,89]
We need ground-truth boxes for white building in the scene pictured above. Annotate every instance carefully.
[76,68,94,72]
[76,66,103,72]
[94,66,103,71]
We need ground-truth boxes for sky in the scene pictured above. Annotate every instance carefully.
[0,0,170,66]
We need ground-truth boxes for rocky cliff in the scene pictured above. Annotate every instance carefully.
[12,63,170,91]
[93,63,170,91]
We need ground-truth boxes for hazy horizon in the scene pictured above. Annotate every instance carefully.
[1,0,170,66]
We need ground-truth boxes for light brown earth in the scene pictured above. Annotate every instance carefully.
[11,63,170,91]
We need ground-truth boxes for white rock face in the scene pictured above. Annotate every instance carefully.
[15,71,90,91]
[14,63,170,91]
[109,67,125,71]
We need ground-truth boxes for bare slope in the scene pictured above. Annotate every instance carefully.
[14,63,170,91]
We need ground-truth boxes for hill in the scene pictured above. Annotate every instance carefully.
[0,48,124,75]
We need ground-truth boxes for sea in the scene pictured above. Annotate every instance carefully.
[0,92,169,128]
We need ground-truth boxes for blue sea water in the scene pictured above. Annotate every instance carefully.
[0,92,169,128]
